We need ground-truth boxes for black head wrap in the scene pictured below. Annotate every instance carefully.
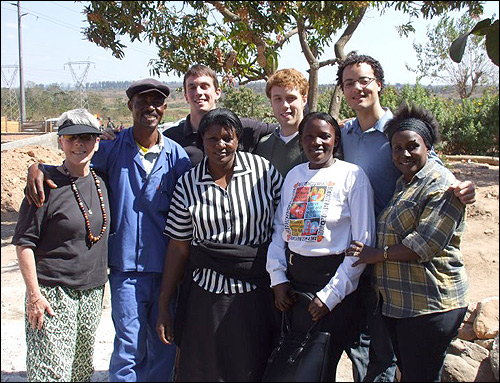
[396,118,434,148]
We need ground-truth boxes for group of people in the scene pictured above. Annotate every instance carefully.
[106,117,125,133]
[14,54,475,382]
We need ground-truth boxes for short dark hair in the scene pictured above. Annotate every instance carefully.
[298,112,343,159]
[183,64,219,92]
[336,53,385,91]
[196,108,243,150]
[385,101,441,149]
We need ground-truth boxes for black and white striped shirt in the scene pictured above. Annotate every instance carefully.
[164,151,283,294]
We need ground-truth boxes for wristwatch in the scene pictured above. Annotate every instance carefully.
[383,245,389,261]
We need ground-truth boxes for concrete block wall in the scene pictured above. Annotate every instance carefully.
[1,132,59,151]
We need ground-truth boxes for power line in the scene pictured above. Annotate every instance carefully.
[1,2,167,86]
[16,3,83,32]
[49,1,83,14]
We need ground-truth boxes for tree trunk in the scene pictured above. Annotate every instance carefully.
[329,85,344,120]
[329,7,367,118]
[297,18,320,112]
[308,66,319,112]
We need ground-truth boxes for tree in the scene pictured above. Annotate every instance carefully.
[220,85,272,121]
[408,13,497,98]
[82,1,484,115]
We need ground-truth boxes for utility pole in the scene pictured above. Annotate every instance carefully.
[17,1,27,124]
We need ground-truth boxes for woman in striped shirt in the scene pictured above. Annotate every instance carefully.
[156,108,283,381]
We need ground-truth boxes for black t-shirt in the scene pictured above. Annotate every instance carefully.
[12,166,109,290]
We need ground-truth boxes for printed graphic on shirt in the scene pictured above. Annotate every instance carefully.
[285,182,334,242]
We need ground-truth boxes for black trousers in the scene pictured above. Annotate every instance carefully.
[286,249,356,381]
[383,307,467,382]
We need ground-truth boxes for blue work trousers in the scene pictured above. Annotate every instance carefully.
[108,271,176,382]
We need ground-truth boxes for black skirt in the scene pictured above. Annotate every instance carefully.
[176,281,276,382]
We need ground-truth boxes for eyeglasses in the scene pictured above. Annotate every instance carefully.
[61,134,97,142]
[342,77,376,89]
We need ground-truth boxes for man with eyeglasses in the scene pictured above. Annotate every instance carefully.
[335,54,476,382]
[24,78,192,382]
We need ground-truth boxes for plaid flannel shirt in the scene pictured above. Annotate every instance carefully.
[375,160,469,318]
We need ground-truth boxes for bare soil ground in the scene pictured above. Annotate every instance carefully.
[1,145,498,382]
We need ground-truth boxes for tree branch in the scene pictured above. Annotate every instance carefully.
[206,1,241,23]
[297,19,317,68]
[318,58,340,68]
[272,27,298,50]
[334,6,367,60]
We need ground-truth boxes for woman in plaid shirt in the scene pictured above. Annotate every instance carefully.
[348,102,468,382]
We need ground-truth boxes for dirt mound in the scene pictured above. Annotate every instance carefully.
[1,145,64,221]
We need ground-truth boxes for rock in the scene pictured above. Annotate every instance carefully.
[464,301,478,323]
[443,352,496,382]
[444,339,496,381]
[475,339,494,350]
[474,297,499,339]
[491,335,499,381]
[458,322,477,341]
[442,354,478,382]
[448,338,490,362]
[476,358,497,382]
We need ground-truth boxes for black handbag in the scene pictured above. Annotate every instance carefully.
[262,291,333,382]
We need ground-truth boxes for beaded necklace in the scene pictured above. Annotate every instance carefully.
[62,162,107,245]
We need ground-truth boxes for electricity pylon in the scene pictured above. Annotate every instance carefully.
[64,59,95,109]
[1,65,21,121]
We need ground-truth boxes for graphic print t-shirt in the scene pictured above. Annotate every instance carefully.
[286,183,333,242]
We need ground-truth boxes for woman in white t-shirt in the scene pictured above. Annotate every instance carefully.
[266,111,375,379]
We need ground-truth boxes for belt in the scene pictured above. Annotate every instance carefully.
[286,248,345,266]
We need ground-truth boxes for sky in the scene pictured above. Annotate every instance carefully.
[1,1,498,88]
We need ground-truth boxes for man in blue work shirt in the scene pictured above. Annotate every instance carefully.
[25,79,192,382]
[93,79,191,381]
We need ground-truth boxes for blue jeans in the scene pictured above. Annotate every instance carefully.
[345,271,397,382]
[108,271,177,382]
[362,290,397,382]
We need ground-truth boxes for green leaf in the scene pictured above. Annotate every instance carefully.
[470,18,492,36]
[485,27,499,66]
[449,33,470,63]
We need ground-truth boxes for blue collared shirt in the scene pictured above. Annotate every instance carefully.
[91,127,191,273]
[342,109,444,217]
[341,109,400,216]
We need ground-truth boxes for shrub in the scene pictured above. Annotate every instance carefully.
[320,83,499,156]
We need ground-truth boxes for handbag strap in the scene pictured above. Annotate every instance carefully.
[268,293,328,365]
[287,315,327,364]
[280,291,323,337]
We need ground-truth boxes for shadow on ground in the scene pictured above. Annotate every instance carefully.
[1,370,109,382]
